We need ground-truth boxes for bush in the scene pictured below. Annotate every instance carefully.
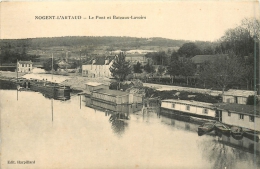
[247,95,259,105]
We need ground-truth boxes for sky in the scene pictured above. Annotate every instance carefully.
[0,0,259,41]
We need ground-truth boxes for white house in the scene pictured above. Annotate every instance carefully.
[222,90,256,105]
[160,99,217,120]
[82,56,115,78]
[17,61,33,73]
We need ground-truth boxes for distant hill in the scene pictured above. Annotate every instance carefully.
[0,36,189,49]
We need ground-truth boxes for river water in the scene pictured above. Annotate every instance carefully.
[1,90,260,169]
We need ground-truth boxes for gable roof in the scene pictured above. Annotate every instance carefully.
[86,56,115,65]
[191,54,228,64]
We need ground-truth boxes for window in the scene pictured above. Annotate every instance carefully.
[227,98,231,103]
[249,116,255,122]
[203,109,208,114]
[239,114,244,120]
[228,111,231,116]
[186,105,190,111]
[171,104,175,108]
[22,64,24,67]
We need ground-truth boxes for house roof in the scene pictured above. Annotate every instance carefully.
[213,103,260,116]
[191,54,228,64]
[18,61,32,64]
[93,89,129,96]
[162,99,214,109]
[223,89,256,97]
[84,56,115,65]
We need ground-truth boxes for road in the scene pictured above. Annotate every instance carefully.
[143,83,222,96]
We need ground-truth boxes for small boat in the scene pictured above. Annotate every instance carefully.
[197,121,216,136]
[231,126,244,140]
[214,122,231,137]
[243,129,260,142]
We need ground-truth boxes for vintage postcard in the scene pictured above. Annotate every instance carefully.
[0,0,260,169]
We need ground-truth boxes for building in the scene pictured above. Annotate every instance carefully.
[214,103,260,131]
[84,82,109,95]
[82,56,115,78]
[191,54,228,73]
[91,89,133,105]
[17,61,33,73]
[222,89,256,104]
[160,99,217,120]
[84,96,143,114]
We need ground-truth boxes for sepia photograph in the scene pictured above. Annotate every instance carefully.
[0,0,260,168]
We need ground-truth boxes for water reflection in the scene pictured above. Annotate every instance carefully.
[1,89,260,169]
[109,112,129,137]
[197,136,259,169]
[84,96,142,137]
[160,113,260,168]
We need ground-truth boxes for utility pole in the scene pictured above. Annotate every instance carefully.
[16,59,18,101]
[80,49,82,74]
[52,53,53,80]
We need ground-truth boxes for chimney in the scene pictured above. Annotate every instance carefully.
[92,59,96,64]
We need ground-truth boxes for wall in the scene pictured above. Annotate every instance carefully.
[82,64,112,78]
[223,95,247,104]
[92,92,116,103]
[116,95,129,104]
[161,101,215,118]
[222,110,260,131]
[17,63,32,73]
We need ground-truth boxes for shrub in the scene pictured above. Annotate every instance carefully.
[247,95,259,105]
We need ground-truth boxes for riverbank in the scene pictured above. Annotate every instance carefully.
[0,71,112,92]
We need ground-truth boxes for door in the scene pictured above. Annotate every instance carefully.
[215,110,222,122]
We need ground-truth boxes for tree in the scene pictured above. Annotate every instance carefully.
[109,52,132,81]
[241,54,254,89]
[43,58,59,71]
[143,62,155,74]
[178,43,201,58]
[179,59,196,85]
[144,51,168,65]
[157,65,165,82]
[199,55,244,94]
[166,60,182,83]
[133,61,143,73]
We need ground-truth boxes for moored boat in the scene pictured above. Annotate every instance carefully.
[231,126,244,140]
[243,129,260,142]
[198,121,216,136]
[214,122,231,137]
[30,80,71,100]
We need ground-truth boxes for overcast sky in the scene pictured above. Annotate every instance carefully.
[1,1,259,41]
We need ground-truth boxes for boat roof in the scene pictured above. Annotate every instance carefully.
[223,89,256,97]
[93,89,129,97]
[213,103,260,116]
[162,99,214,109]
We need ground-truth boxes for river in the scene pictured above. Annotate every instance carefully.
[1,90,259,169]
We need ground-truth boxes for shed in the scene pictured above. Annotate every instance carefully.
[85,82,109,94]
[92,89,133,104]
[223,90,256,104]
